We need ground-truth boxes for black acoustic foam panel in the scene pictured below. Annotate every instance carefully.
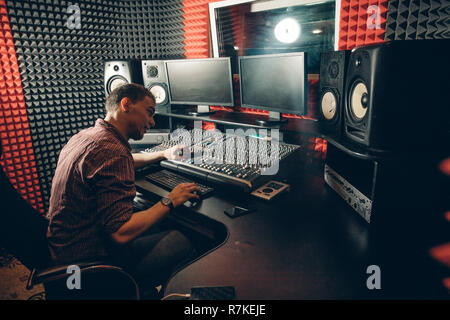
[5,0,185,212]
[385,0,450,40]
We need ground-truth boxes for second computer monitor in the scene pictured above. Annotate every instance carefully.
[165,57,234,115]
[239,52,307,124]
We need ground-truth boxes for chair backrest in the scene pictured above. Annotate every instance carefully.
[0,140,52,270]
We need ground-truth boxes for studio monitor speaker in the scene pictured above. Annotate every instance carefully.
[318,50,351,139]
[104,60,142,97]
[141,60,170,111]
[344,39,450,152]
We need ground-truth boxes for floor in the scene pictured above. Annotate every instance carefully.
[0,248,45,300]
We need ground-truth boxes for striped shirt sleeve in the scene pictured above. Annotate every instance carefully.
[84,149,136,234]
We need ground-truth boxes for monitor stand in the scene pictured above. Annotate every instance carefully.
[188,105,216,116]
[255,111,288,126]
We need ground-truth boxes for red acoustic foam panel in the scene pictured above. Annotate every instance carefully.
[0,2,44,214]
[338,0,388,50]
[182,0,221,59]
[201,122,216,131]
[439,157,450,176]
[430,242,450,268]
[443,278,450,293]
[305,136,327,160]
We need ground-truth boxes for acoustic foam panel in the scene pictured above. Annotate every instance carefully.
[0,0,44,214]
[384,0,450,40]
[3,0,390,212]
[182,0,214,59]
[2,0,186,214]
[338,0,388,50]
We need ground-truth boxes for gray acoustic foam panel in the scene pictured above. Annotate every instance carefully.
[5,0,186,212]
[385,0,450,41]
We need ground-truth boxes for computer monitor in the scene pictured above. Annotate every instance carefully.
[165,57,234,116]
[239,52,307,125]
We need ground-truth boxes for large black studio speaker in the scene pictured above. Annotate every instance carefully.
[318,50,351,138]
[104,60,142,97]
[344,40,450,152]
[141,60,170,111]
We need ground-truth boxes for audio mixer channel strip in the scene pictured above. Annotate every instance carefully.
[142,129,301,192]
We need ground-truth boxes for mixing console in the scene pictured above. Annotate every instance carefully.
[143,128,300,192]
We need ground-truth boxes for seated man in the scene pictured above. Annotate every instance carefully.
[46,83,199,297]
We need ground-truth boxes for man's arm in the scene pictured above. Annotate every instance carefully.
[110,201,169,244]
[111,183,200,244]
[132,144,188,169]
[132,151,164,169]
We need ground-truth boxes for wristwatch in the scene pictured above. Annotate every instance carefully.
[160,196,174,210]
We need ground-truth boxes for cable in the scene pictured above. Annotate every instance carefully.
[161,293,191,300]
[27,291,46,300]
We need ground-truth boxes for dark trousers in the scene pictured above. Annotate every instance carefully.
[109,221,195,297]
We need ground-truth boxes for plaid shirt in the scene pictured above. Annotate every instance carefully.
[47,119,135,264]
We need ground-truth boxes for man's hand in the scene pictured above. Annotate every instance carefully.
[163,144,190,161]
[168,183,201,207]
[112,183,199,245]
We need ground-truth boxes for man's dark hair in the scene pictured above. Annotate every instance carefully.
[105,83,155,113]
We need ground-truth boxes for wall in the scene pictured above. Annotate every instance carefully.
[1,0,448,214]
[1,0,186,214]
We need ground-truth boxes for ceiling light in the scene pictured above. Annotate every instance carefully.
[274,18,300,43]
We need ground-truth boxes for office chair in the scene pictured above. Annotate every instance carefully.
[0,141,141,300]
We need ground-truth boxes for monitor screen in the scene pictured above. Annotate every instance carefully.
[165,57,234,106]
[239,52,307,115]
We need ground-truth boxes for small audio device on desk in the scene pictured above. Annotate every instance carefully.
[251,180,290,201]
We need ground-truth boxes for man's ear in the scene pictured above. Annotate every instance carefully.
[119,97,131,112]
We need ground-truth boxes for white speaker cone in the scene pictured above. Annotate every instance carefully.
[321,91,337,120]
[350,81,368,120]
[149,85,167,105]
[109,77,128,93]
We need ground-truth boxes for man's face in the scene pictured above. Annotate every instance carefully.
[127,95,156,140]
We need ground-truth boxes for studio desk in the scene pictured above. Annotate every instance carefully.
[133,116,448,299]
[134,150,447,300]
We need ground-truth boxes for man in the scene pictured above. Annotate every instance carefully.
[46,83,199,296]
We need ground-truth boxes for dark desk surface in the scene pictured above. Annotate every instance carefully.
[135,151,448,299]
